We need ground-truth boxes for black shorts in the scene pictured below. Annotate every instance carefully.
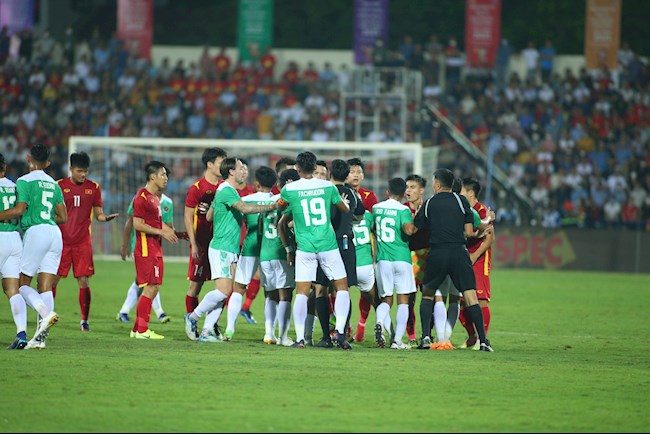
[315,239,357,286]
[423,245,476,293]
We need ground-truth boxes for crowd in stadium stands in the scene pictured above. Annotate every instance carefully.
[0,27,649,230]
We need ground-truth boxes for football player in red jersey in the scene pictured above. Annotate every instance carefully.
[52,152,118,331]
[346,158,379,342]
[183,148,227,315]
[459,177,494,348]
[130,161,178,339]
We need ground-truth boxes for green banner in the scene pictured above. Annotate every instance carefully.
[237,0,273,62]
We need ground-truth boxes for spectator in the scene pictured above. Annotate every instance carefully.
[539,39,556,83]
[521,41,539,83]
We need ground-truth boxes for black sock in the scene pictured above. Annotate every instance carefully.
[345,299,352,331]
[420,298,434,339]
[315,296,331,341]
[467,304,488,344]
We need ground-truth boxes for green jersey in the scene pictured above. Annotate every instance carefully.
[0,177,19,232]
[209,182,243,254]
[471,208,481,228]
[128,193,173,253]
[372,199,413,263]
[352,210,374,267]
[260,194,285,262]
[240,191,274,257]
[16,170,64,231]
[280,178,342,253]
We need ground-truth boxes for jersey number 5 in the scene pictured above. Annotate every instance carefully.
[41,191,54,220]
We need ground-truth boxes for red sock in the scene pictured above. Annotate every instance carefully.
[136,295,153,333]
[225,293,232,308]
[186,295,199,313]
[481,305,491,335]
[328,294,335,314]
[406,303,416,340]
[52,285,57,299]
[242,278,261,310]
[359,297,371,324]
[79,287,91,321]
[459,307,476,337]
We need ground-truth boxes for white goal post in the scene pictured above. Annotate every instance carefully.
[68,136,427,260]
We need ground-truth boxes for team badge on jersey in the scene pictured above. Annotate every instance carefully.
[85,189,93,194]
[64,188,70,193]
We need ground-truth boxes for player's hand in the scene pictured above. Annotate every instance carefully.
[341,193,349,205]
[105,213,119,222]
[487,208,496,222]
[120,244,131,261]
[288,220,294,229]
[286,251,295,267]
[175,231,189,241]
[161,225,178,244]
[197,202,209,215]
[191,243,202,260]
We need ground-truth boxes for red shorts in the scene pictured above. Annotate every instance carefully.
[57,240,94,278]
[187,246,212,282]
[135,256,164,287]
[473,261,491,301]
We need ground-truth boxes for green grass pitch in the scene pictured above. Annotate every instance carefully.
[0,260,648,432]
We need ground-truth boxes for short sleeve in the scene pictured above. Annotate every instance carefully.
[400,208,413,224]
[93,183,103,207]
[15,179,29,203]
[53,184,64,205]
[330,185,342,205]
[132,193,147,219]
[127,197,134,216]
[471,208,481,228]
[223,186,241,207]
[185,183,199,208]
[413,198,429,228]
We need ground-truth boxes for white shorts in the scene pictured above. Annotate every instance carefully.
[260,259,295,291]
[234,255,260,285]
[376,260,416,298]
[208,248,238,280]
[295,249,346,283]
[0,231,22,279]
[355,264,375,293]
[20,224,63,276]
[436,275,461,297]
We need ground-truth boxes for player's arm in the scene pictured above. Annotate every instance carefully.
[277,213,295,266]
[93,206,118,222]
[0,201,26,221]
[133,217,178,244]
[184,204,202,257]
[402,222,418,236]
[121,214,133,260]
[469,227,494,265]
[54,202,67,224]
[232,200,279,215]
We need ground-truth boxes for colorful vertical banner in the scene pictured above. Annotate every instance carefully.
[465,0,501,68]
[0,0,34,35]
[117,0,153,60]
[585,0,621,70]
[237,0,274,62]
[353,0,389,65]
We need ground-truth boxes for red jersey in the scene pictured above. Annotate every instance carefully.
[57,177,103,246]
[271,184,281,195]
[133,188,163,258]
[467,201,493,273]
[406,200,430,251]
[237,183,255,197]
[185,177,222,247]
[358,187,378,212]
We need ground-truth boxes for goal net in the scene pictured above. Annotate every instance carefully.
[68,136,426,259]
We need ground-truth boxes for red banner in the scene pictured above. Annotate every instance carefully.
[465,0,501,68]
[585,0,621,70]
[117,0,153,60]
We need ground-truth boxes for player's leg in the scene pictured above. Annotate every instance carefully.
[277,286,294,346]
[240,266,261,323]
[72,239,94,331]
[133,256,164,339]
[52,242,73,299]
[291,251,318,347]
[314,283,332,347]
[152,291,170,323]
[391,262,416,349]
[186,251,210,313]
[305,287,316,345]
[418,250,449,349]
[374,261,393,348]
[76,275,91,331]
[263,289,279,343]
[319,249,351,349]
[117,278,140,322]
[2,232,27,349]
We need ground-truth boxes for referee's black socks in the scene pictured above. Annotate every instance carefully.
[315,296,331,341]
[467,303,488,344]
[420,298,434,339]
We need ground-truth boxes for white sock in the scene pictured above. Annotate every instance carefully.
[394,304,409,343]
[9,294,27,334]
[445,303,460,342]
[292,294,308,342]
[264,298,278,336]
[278,300,291,339]
[19,285,49,318]
[375,302,390,331]
[193,289,227,320]
[120,281,140,314]
[203,302,224,331]
[41,291,54,312]
[334,290,350,334]
[305,313,316,339]
[152,292,164,318]
[434,301,447,343]
[226,292,243,333]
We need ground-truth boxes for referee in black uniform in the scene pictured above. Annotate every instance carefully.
[413,168,493,352]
